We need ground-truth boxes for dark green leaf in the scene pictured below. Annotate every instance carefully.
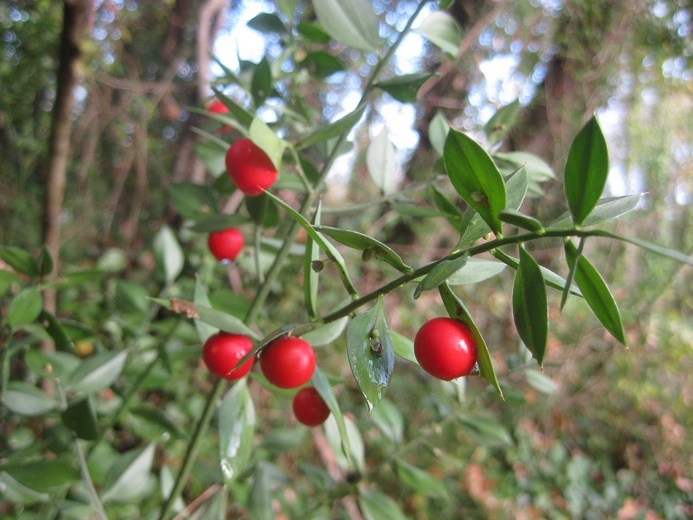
[513,246,548,366]
[0,270,19,297]
[296,104,366,150]
[189,214,247,233]
[211,87,254,128]
[246,192,280,228]
[499,208,545,233]
[374,72,433,103]
[296,22,331,43]
[37,247,53,278]
[219,379,255,483]
[102,444,155,503]
[8,286,43,329]
[414,254,468,298]
[194,278,216,344]
[168,182,219,220]
[430,184,462,228]
[564,116,609,226]
[492,249,582,297]
[39,311,74,351]
[564,240,627,346]
[129,405,186,441]
[444,129,507,235]
[247,13,287,34]
[304,205,322,321]
[312,368,350,460]
[251,57,272,108]
[115,280,150,312]
[315,225,412,274]
[300,51,345,79]
[549,194,643,230]
[313,0,380,52]
[0,471,48,504]
[3,459,79,492]
[395,459,448,499]
[358,487,408,520]
[484,100,520,146]
[457,414,513,447]
[346,297,395,412]
[1,382,58,416]
[61,397,99,441]
[438,283,503,398]
[67,351,128,393]
[1,246,39,277]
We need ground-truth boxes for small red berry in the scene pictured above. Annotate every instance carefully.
[208,228,244,262]
[292,387,330,427]
[414,317,478,380]
[225,138,278,197]
[260,337,315,389]
[202,332,254,380]
[207,99,229,115]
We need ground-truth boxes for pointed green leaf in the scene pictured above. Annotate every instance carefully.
[168,182,219,220]
[525,369,558,394]
[296,104,366,150]
[564,240,626,346]
[484,100,520,147]
[346,297,395,412]
[193,136,228,177]
[61,396,99,441]
[1,246,39,277]
[312,368,350,460]
[196,303,261,340]
[429,111,449,156]
[247,13,287,34]
[211,87,254,128]
[39,311,74,351]
[304,205,322,321]
[391,331,416,363]
[499,208,545,233]
[296,22,331,43]
[189,214,247,232]
[8,286,43,329]
[549,194,643,230]
[251,56,272,108]
[374,72,433,103]
[438,283,503,398]
[245,192,280,228]
[513,246,549,366]
[219,379,255,483]
[414,254,468,298]
[102,444,155,503]
[395,459,448,499]
[324,414,364,472]
[299,51,345,79]
[457,414,513,447]
[358,487,408,520]
[590,229,693,266]
[415,11,462,55]
[301,316,348,346]
[67,351,128,393]
[2,382,58,416]
[153,226,184,283]
[370,399,404,444]
[194,279,216,344]
[446,258,506,285]
[313,0,380,52]
[37,247,53,278]
[430,184,463,228]
[367,128,399,194]
[315,225,412,274]
[564,116,609,226]
[249,117,287,170]
[3,460,79,493]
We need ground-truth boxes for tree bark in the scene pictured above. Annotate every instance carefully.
[42,1,93,330]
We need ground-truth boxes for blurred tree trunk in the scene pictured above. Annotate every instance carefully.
[42,0,93,338]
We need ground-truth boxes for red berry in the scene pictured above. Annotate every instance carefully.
[414,317,478,380]
[207,99,229,115]
[260,337,315,389]
[292,387,330,427]
[225,138,278,197]
[202,332,254,380]
[208,228,244,262]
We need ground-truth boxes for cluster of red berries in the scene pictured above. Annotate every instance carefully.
[202,99,479,425]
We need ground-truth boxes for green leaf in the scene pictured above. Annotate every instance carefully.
[245,192,280,228]
[415,11,462,55]
[37,247,53,278]
[1,246,39,277]
[24,350,80,381]
[251,56,272,108]
[438,283,503,398]
[358,487,408,520]
[115,280,150,312]
[61,397,99,440]
[499,208,545,233]
[196,303,261,340]
[446,258,506,286]
[211,87,254,128]
[590,229,693,266]
[548,194,643,230]
[0,269,19,297]
[153,226,184,284]
[312,368,350,460]
[193,138,228,177]
[494,151,555,197]
[66,351,128,394]
[374,72,433,103]
[346,297,395,412]
[2,382,58,416]
[195,279,217,344]
[304,205,322,321]
[218,379,255,483]
[296,22,331,43]
[39,310,74,351]
[265,192,358,297]
[492,249,582,296]
[414,254,468,299]
[484,100,520,147]
[564,116,609,226]
[370,399,404,444]
[247,12,287,34]
[248,462,283,520]
[313,0,380,52]
[296,103,366,150]
[249,117,287,170]
[129,406,187,441]
[168,182,219,220]
[395,459,448,499]
[8,286,43,329]
[102,444,155,503]
[429,111,449,156]
[457,414,513,447]
[513,246,549,366]
[299,51,345,79]
[189,214,247,232]
[525,369,558,394]
[391,330,416,363]
[444,128,507,235]
[324,414,364,472]
[301,316,348,346]
[3,459,79,493]
[0,471,49,504]
[430,184,463,228]
[564,240,627,346]
[367,128,399,194]
[315,225,412,274]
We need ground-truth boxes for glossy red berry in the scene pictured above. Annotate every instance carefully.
[207,99,229,115]
[414,317,478,380]
[260,337,315,389]
[225,138,278,197]
[207,228,244,262]
[202,332,254,380]
[292,387,330,427]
